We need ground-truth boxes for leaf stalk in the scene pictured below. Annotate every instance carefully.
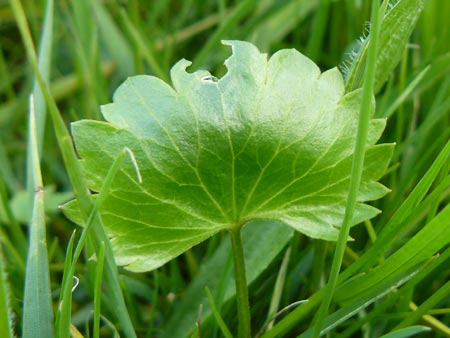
[229,225,251,338]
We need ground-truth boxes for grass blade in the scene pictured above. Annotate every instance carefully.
[340,139,450,281]
[205,286,234,338]
[379,326,430,338]
[55,230,76,338]
[299,263,427,338]
[249,0,318,51]
[311,1,384,336]
[22,96,54,338]
[118,9,168,81]
[382,65,430,118]
[335,202,450,304]
[9,2,137,337]
[306,0,331,60]
[89,0,135,77]
[0,234,14,338]
[93,242,106,338]
[394,279,450,331]
[29,0,53,156]
[192,0,259,68]
[265,245,291,331]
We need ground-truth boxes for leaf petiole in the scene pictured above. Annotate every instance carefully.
[229,224,251,338]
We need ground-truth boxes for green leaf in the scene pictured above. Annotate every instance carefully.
[379,326,430,338]
[66,40,392,272]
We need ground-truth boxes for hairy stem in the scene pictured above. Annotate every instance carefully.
[229,225,251,338]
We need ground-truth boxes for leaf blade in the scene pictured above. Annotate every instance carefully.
[68,41,392,272]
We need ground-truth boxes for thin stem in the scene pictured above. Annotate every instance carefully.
[311,1,384,337]
[229,225,251,338]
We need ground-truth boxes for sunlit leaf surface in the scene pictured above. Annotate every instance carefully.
[64,41,393,272]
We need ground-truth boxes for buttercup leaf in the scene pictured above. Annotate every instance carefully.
[64,41,393,272]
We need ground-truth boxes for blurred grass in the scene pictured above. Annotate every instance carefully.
[0,0,449,337]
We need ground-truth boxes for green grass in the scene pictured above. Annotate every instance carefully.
[0,0,449,337]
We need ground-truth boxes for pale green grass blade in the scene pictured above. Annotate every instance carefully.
[306,0,331,60]
[392,95,450,163]
[192,0,259,68]
[298,263,426,338]
[345,0,425,93]
[205,286,233,338]
[414,53,450,91]
[29,0,52,156]
[260,260,425,338]
[22,97,54,338]
[311,1,384,336]
[55,230,76,338]
[379,326,430,338]
[189,324,200,338]
[394,279,450,331]
[249,0,318,50]
[58,148,140,338]
[93,242,105,338]
[89,0,134,77]
[261,288,325,338]
[9,2,137,337]
[66,0,102,119]
[24,0,54,262]
[153,14,220,52]
[265,245,291,331]
[382,65,430,118]
[0,235,14,338]
[335,202,450,304]
[340,139,450,281]
[70,0,94,48]
[336,245,450,338]
[118,9,168,81]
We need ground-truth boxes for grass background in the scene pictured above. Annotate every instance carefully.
[0,0,449,337]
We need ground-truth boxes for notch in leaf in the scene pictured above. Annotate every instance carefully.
[63,40,393,272]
